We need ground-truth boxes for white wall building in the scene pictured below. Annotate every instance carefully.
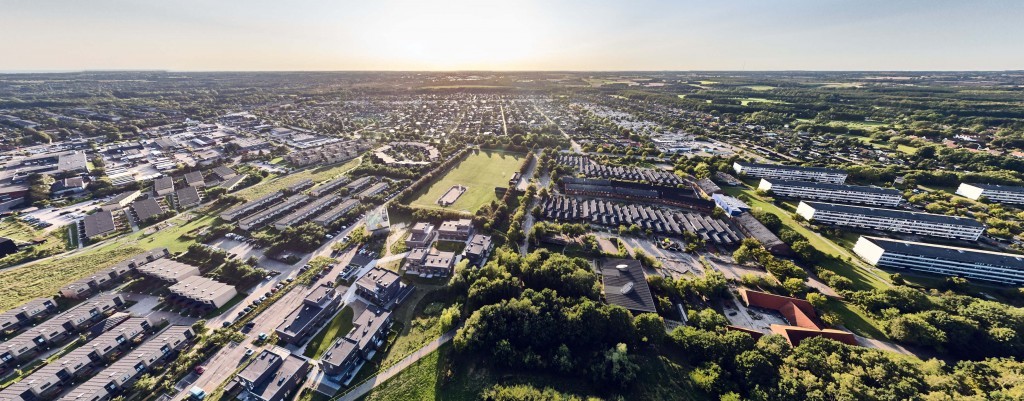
[733,162,847,184]
[956,183,1024,205]
[758,178,902,207]
[853,236,1024,285]
[795,201,985,241]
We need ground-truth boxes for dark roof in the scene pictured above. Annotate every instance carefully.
[964,183,1024,194]
[862,236,1024,269]
[83,210,116,238]
[802,201,985,228]
[153,176,174,192]
[132,198,165,222]
[175,186,202,207]
[736,162,845,174]
[600,259,656,313]
[763,178,900,195]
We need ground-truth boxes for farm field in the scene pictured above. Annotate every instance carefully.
[409,150,523,213]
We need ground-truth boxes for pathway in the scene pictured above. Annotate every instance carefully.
[335,329,457,401]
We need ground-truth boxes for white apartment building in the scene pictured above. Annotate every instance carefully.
[956,183,1024,205]
[795,201,985,241]
[733,162,847,184]
[758,178,902,207]
[853,236,1024,285]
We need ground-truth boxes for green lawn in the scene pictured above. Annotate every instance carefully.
[828,299,888,340]
[303,306,354,358]
[744,85,776,91]
[236,157,362,201]
[735,97,787,106]
[722,186,891,291]
[0,219,73,269]
[409,150,523,213]
[0,244,143,310]
[124,212,223,253]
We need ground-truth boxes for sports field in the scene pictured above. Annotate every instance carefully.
[410,151,523,213]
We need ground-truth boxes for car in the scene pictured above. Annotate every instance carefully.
[237,310,246,317]
[222,320,232,327]
[286,278,294,283]
[265,291,273,297]
[258,332,268,341]
[195,366,206,375]
[245,347,254,357]
[242,322,255,333]
[326,234,334,239]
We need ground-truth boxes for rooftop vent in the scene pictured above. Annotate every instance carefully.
[620,282,635,295]
[616,264,628,271]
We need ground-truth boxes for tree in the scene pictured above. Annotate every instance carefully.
[634,313,666,344]
[589,343,639,389]
[806,292,828,309]
[688,308,727,331]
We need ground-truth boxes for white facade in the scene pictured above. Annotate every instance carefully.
[956,183,1024,205]
[733,162,847,184]
[796,201,985,241]
[853,236,1024,285]
[758,179,902,207]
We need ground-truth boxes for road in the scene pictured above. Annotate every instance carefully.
[532,103,581,153]
[336,329,457,401]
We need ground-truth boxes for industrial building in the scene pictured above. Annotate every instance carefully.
[795,201,985,241]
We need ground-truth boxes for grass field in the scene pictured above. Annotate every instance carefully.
[236,157,362,201]
[409,151,523,213]
[304,306,354,358]
[0,244,143,310]
[736,97,788,106]
[722,186,891,291]
[122,212,223,253]
[744,85,776,91]
[0,218,72,269]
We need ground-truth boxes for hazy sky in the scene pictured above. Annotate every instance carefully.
[2,0,1022,71]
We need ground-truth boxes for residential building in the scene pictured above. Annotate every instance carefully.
[101,190,142,211]
[167,276,237,310]
[320,307,393,381]
[464,234,493,267]
[153,176,175,196]
[437,219,473,241]
[312,198,359,227]
[733,162,847,184]
[175,185,203,210]
[853,236,1024,285]
[131,198,166,223]
[404,223,436,248]
[0,294,125,367]
[184,171,206,187]
[600,259,656,314]
[136,258,200,283]
[276,284,340,344]
[238,195,309,231]
[956,183,1024,205]
[234,350,310,401]
[60,249,169,299]
[355,268,403,307]
[55,326,194,401]
[405,248,456,277]
[795,201,985,241]
[758,178,902,207]
[82,210,117,239]
[355,182,388,200]
[273,195,341,230]
[220,192,284,222]
[0,298,57,335]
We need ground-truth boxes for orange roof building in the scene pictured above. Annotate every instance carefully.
[738,289,856,346]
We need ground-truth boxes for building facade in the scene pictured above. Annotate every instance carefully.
[758,178,902,207]
[956,183,1024,205]
[795,201,985,241]
[853,236,1024,285]
[733,162,847,184]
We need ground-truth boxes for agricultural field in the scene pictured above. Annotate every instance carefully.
[409,151,523,213]
[236,157,361,201]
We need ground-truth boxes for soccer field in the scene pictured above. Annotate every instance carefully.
[410,150,523,213]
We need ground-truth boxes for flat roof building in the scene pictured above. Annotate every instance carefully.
[355,268,404,307]
[136,258,200,283]
[796,201,985,241]
[712,194,750,217]
[465,234,493,267]
[405,223,436,249]
[437,219,473,242]
[234,350,311,401]
[758,178,902,207]
[956,183,1024,205]
[733,162,847,184]
[405,248,456,277]
[600,259,656,314]
[167,276,237,310]
[57,152,89,174]
[853,236,1024,285]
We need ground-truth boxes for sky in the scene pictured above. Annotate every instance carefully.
[1,0,1022,72]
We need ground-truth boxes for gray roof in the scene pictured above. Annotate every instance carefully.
[176,186,202,208]
[322,307,391,368]
[964,183,1024,194]
[736,162,845,174]
[764,178,900,195]
[153,176,175,192]
[83,210,116,238]
[863,236,1024,270]
[600,259,656,313]
[803,201,985,228]
[132,198,165,222]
